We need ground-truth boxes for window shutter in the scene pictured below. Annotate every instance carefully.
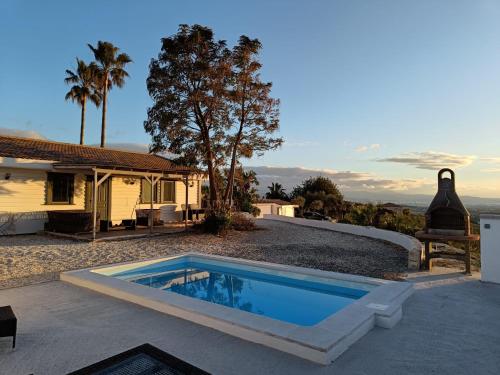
[46,173,53,204]
[68,175,75,204]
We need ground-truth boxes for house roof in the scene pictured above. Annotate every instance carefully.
[255,199,296,206]
[0,135,191,173]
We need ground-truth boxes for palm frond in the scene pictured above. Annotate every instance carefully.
[116,53,132,65]
[64,58,101,108]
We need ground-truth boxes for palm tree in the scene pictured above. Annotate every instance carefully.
[266,182,288,200]
[64,59,102,145]
[88,41,132,147]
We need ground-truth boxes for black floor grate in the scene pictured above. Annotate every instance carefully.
[67,344,210,375]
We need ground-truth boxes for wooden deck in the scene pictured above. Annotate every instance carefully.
[45,223,190,242]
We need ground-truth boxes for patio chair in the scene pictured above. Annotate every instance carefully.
[0,305,17,349]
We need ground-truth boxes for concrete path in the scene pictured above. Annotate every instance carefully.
[0,273,499,375]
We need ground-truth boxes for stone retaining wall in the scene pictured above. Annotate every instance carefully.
[263,215,423,270]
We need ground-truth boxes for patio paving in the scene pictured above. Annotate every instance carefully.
[0,271,499,375]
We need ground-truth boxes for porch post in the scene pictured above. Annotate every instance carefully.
[92,169,98,241]
[185,175,189,230]
[150,173,154,234]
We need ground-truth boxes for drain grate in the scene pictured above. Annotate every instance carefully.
[67,344,210,375]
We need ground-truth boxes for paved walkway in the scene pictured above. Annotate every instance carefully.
[0,271,499,375]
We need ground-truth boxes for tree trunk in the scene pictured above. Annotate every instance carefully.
[201,128,219,209]
[100,78,108,148]
[223,125,243,208]
[223,90,247,208]
[80,98,86,145]
[205,148,219,207]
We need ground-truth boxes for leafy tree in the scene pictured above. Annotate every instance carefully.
[266,182,288,200]
[291,176,344,218]
[144,25,231,208]
[223,36,282,206]
[291,176,343,198]
[88,41,132,147]
[232,167,260,215]
[291,195,306,216]
[64,59,101,144]
[309,199,324,212]
[144,25,281,218]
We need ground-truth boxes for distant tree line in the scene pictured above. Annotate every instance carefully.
[249,174,425,236]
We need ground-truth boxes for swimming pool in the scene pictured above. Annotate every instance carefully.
[62,253,413,364]
[111,257,370,326]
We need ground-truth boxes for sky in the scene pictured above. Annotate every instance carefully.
[1,0,500,198]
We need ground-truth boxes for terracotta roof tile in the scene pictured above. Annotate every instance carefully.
[0,135,190,173]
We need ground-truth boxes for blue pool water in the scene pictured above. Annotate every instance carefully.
[110,258,370,326]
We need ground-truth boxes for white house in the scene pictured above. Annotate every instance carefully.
[0,135,203,237]
[254,199,298,218]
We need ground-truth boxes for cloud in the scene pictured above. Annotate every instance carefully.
[479,157,500,173]
[0,127,47,140]
[481,157,500,163]
[355,143,380,153]
[246,166,430,195]
[377,151,476,170]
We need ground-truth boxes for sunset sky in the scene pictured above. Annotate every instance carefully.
[1,0,500,197]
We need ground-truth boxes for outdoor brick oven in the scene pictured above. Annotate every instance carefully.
[424,168,471,236]
[416,168,479,274]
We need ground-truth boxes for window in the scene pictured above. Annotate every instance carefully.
[47,173,74,204]
[141,178,157,203]
[161,180,175,203]
[141,179,176,203]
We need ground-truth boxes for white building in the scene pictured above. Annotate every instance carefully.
[0,135,203,236]
[254,199,298,218]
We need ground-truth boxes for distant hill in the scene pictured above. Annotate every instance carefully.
[342,191,500,207]
[247,165,500,208]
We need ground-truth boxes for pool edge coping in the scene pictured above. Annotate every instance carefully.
[61,253,413,365]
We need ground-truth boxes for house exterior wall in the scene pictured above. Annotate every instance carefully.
[480,214,500,284]
[0,164,202,234]
[255,203,273,218]
[279,205,296,217]
[109,176,141,223]
[115,177,201,224]
[0,166,86,234]
[254,203,295,218]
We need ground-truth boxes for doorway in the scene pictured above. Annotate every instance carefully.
[86,176,112,231]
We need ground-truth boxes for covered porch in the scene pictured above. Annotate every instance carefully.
[45,164,203,241]
[45,222,189,242]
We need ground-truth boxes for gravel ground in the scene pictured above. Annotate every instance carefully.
[0,220,408,289]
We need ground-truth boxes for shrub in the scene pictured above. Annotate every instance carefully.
[249,205,261,217]
[204,211,231,235]
[231,212,256,231]
[239,200,261,217]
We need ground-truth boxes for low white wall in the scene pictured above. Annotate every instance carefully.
[255,203,296,219]
[480,214,500,284]
[263,215,423,270]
